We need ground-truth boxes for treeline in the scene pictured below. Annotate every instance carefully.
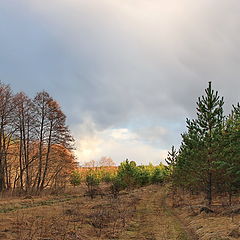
[0,82,76,194]
[169,82,240,205]
[70,160,167,198]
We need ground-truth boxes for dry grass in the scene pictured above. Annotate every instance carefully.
[1,184,239,240]
[118,186,192,240]
[0,185,139,240]
[167,189,240,240]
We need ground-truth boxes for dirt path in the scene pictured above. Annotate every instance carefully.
[119,186,198,240]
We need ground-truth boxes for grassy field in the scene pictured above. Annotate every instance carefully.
[0,185,239,240]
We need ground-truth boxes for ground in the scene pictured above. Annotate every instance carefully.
[0,185,238,239]
[119,186,195,240]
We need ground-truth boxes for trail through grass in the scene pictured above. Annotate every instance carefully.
[119,186,197,240]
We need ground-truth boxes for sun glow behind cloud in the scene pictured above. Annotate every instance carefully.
[73,117,168,165]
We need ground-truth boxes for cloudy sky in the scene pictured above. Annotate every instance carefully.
[1,0,240,165]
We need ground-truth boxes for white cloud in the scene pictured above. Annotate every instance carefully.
[73,117,168,165]
[110,128,138,140]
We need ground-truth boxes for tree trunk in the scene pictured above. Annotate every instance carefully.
[40,121,53,190]
[36,108,45,192]
[207,171,212,205]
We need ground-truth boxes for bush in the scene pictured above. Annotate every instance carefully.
[101,171,115,183]
[116,160,167,188]
[151,167,164,184]
[134,166,151,186]
[110,176,126,198]
[69,171,81,187]
[85,172,100,199]
[117,160,138,188]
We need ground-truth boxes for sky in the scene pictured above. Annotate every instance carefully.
[1,0,240,165]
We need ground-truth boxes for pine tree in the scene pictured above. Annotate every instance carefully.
[175,82,224,205]
[174,119,206,192]
[196,82,224,205]
[165,146,178,174]
[216,103,240,204]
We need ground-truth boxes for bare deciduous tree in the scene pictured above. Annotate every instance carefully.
[0,82,76,195]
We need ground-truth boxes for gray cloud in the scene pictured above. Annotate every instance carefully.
[1,0,240,162]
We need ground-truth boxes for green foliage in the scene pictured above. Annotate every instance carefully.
[135,166,151,186]
[72,161,167,197]
[69,171,81,187]
[171,82,240,205]
[214,103,240,194]
[85,171,100,199]
[175,82,224,204]
[110,176,127,198]
[151,167,165,184]
[165,146,178,175]
[101,171,115,183]
[85,172,100,188]
[114,160,167,189]
[117,160,138,188]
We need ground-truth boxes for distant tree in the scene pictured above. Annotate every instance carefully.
[98,156,116,167]
[84,160,97,168]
